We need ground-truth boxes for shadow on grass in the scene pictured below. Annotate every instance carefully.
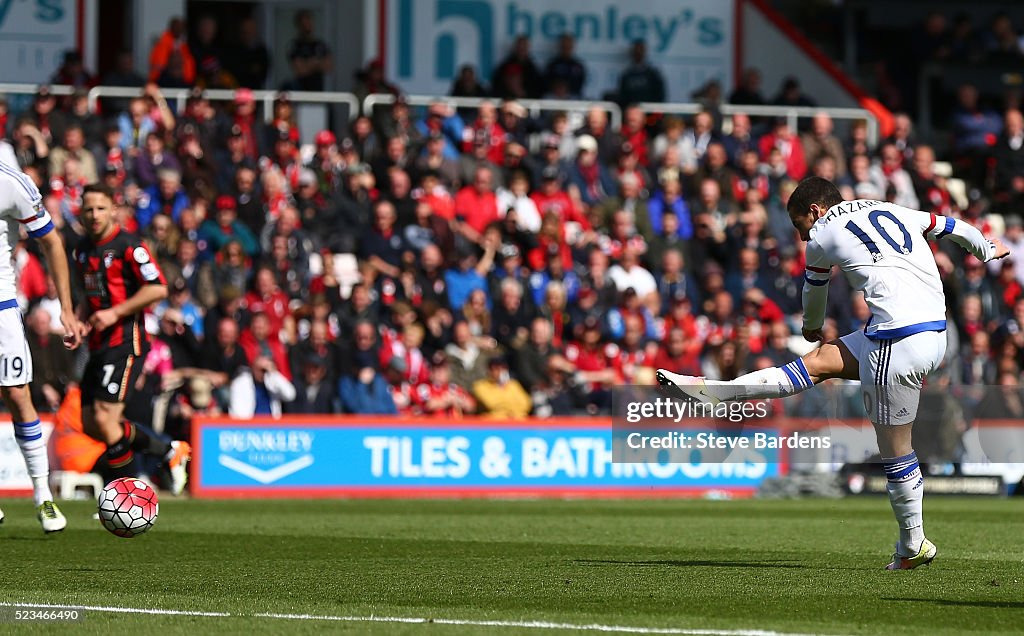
[883,598,1024,609]
[574,559,806,569]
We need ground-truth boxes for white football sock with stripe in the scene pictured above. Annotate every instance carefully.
[883,451,925,555]
[703,359,814,401]
[14,420,53,506]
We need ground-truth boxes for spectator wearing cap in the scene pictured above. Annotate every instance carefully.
[544,34,587,98]
[149,16,195,85]
[216,125,258,192]
[414,352,476,417]
[308,129,344,194]
[531,165,590,230]
[48,124,98,184]
[199,194,260,258]
[231,88,260,159]
[567,134,618,208]
[286,9,332,91]
[499,100,533,147]
[294,168,335,238]
[532,132,570,186]
[287,351,338,414]
[137,168,190,228]
[472,355,532,417]
[134,131,181,189]
[617,39,666,104]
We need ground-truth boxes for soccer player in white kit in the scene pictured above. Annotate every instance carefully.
[0,162,81,532]
[658,177,1010,570]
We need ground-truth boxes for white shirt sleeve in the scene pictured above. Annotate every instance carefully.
[801,238,831,331]
[0,170,52,239]
[921,212,996,262]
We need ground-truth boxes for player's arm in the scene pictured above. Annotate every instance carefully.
[11,182,82,348]
[36,230,81,349]
[89,243,168,332]
[922,212,1010,261]
[801,239,832,343]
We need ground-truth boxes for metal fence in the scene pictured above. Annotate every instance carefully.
[0,83,879,147]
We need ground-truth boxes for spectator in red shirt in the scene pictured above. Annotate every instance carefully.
[245,266,292,338]
[414,352,477,417]
[530,165,590,230]
[461,101,505,164]
[454,166,500,241]
[240,311,292,381]
[758,118,806,181]
[618,105,650,167]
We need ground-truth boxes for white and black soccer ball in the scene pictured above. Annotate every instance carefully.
[97,477,159,538]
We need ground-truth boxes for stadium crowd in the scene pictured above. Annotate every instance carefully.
[8,12,1024,438]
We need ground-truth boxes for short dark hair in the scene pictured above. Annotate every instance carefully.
[82,182,115,201]
[787,177,842,214]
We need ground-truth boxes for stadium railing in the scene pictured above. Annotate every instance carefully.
[0,82,879,147]
[636,101,880,147]
[362,93,624,131]
[0,83,362,125]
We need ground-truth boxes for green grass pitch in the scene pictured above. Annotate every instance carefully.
[0,497,1021,635]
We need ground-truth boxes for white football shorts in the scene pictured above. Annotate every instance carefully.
[0,303,33,386]
[839,329,946,426]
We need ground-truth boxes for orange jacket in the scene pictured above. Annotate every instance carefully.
[149,32,196,84]
[51,387,105,473]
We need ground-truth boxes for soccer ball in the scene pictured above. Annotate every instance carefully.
[97,477,159,538]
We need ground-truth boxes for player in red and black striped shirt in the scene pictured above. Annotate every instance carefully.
[74,183,191,493]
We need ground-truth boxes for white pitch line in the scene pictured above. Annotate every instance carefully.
[0,602,832,636]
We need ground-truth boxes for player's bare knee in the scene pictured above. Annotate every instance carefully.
[0,384,35,421]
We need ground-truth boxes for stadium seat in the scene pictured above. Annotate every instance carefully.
[52,470,105,501]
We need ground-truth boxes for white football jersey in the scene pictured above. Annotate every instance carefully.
[0,162,54,304]
[802,199,995,339]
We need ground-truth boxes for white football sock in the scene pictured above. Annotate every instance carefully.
[883,451,925,554]
[14,420,53,506]
[704,359,814,401]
